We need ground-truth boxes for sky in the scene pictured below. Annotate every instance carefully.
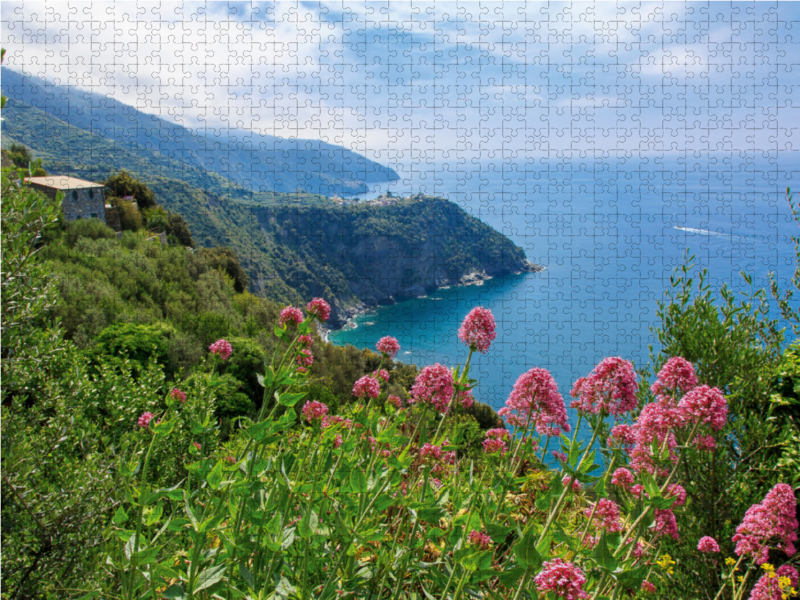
[3,1,800,164]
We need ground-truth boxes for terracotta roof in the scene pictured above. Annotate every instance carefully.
[24,176,105,190]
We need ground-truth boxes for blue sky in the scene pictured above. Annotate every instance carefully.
[3,1,800,163]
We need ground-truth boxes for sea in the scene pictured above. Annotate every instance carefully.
[328,156,800,445]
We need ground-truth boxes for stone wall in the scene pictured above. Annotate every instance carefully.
[28,183,107,223]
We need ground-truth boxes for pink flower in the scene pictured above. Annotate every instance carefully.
[609,423,636,447]
[654,508,680,540]
[376,336,400,358]
[482,437,508,456]
[631,484,646,498]
[306,298,331,322]
[569,357,639,417]
[585,499,623,532]
[170,388,187,403]
[552,450,568,463]
[666,483,687,507]
[138,412,155,429]
[279,306,304,327]
[533,558,589,600]
[208,339,232,360]
[386,395,403,409]
[678,385,728,431]
[409,364,454,414]
[455,389,475,409]
[372,369,390,382]
[733,483,798,565]
[485,428,510,440]
[301,400,329,423]
[563,475,582,492]
[748,565,799,600]
[298,334,314,347]
[467,530,493,550]
[651,357,698,398]
[628,400,682,475]
[419,443,443,462]
[499,368,570,437]
[296,366,308,374]
[296,349,314,368]
[192,442,201,451]
[322,415,353,430]
[695,434,717,451]
[640,581,656,593]
[611,468,635,489]
[333,434,343,449]
[697,536,720,553]
[353,376,381,400]
[458,306,497,353]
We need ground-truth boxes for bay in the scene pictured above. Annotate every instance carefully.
[329,157,800,444]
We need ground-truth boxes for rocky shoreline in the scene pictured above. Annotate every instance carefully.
[322,261,545,335]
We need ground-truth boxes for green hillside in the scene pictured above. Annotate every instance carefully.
[2,98,537,325]
[1,66,398,196]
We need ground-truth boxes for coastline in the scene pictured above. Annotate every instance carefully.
[324,262,546,340]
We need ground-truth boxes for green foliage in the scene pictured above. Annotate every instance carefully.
[197,246,249,293]
[105,169,157,209]
[65,217,115,246]
[94,322,174,373]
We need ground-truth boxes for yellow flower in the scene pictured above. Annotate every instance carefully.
[763,563,776,572]
[725,557,736,567]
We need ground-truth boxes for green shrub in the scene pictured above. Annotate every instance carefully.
[65,217,115,246]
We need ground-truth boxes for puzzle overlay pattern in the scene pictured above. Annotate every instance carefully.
[3,1,800,412]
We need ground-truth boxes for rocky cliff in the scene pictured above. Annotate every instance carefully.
[253,197,542,328]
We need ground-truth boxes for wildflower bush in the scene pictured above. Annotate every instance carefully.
[81,301,796,600]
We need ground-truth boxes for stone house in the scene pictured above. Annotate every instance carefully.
[24,176,109,225]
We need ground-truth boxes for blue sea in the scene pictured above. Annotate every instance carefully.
[329,157,800,442]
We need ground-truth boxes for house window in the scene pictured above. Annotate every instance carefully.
[90,213,97,219]
[72,190,78,201]
[89,189,94,199]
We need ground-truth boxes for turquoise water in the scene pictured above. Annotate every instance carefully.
[329,158,800,441]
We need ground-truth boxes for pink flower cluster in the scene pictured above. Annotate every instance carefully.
[372,369,390,382]
[585,499,623,532]
[170,388,186,403]
[654,508,680,541]
[138,412,155,429]
[455,389,475,409]
[748,565,799,600]
[279,306,304,327]
[296,349,314,368]
[458,306,497,353]
[353,376,381,400]
[609,424,636,447]
[386,395,403,409]
[376,336,400,358]
[697,536,720,553]
[209,339,232,360]
[467,529,493,550]
[666,483,687,507]
[298,334,314,347]
[570,357,639,417]
[306,298,330,322]
[651,356,698,398]
[611,467,634,489]
[419,443,443,462]
[678,385,728,431]
[533,558,589,600]
[733,483,798,564]
[482,437,508,456]
[301,400,329,423]
[499,368,570,437]
[563,475,582,492]
[409,364,454,413]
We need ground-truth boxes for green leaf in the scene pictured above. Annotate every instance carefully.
[593,531,618,572]
[641,471,661,498]
[239,563,254,590]
[207,461,223,490]
[152,419,174,435]
[278,392,306,407]
[113,506,129,525]
[162,584,185,599]
[297,509,319,538]
[350,467,368,493]
[416,507,445,525]
[513,527,542,569]
[145,503,163,526]
[194,565,226,592]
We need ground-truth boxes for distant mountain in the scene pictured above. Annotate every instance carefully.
[1,67,398,196]
[1,73,537,327]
